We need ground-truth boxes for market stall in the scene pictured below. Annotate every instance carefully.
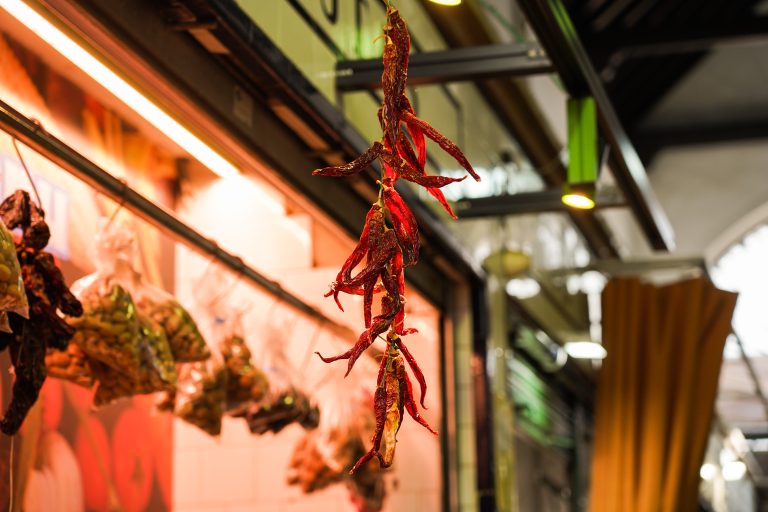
[0,1,481,510]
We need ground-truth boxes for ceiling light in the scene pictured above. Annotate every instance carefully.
[562,192,595,210]
[505,277,540,300]
[722,461,747,482]
[0,0,239,180]
[563,96,597,210]
[564,341,607,360]
[429,0,462,5]
[699,463,717,481]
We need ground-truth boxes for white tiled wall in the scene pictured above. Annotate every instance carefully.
[173,170,443,511]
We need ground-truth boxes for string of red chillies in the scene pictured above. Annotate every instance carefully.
[312,5,480,472]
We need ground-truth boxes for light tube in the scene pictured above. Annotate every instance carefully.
[0,0,240,179]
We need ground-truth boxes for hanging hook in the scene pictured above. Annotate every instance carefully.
[104,178,130,229]
[298,318,325,376]
[11,137,42,208]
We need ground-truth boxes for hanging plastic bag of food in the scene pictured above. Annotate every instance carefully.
[135,281,209,363]
[215,308,269,414]
[174,355,227,436]
[68,219,142,377]
[0,216,28,319]
[45,343,94,388]
[92,312,178,407]
[238,321,318,435]
[286,397,360,492]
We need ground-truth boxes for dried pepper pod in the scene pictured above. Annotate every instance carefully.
[0,190,83,435]
[383,186,419,267]
[312,143,383,177]
[399,109,480,182]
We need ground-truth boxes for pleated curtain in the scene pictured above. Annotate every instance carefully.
[589,277,737,512]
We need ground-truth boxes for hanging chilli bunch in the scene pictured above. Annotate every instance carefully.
[0,190,83,435]
[312,5,480,472]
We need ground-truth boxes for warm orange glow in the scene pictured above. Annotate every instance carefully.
[428,0,462,5]
[0,0,240,179]
[562,192,595,210]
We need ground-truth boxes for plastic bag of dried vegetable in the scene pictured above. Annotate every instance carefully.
[45,343,94,388]
[287,383,367,493]
[214,309,269,414]
[135,280,209,363]
[68,219,142,377]
[174,356,227,436]
[238,322,318,435]
[92,312,178,407]
[0,218,28,319]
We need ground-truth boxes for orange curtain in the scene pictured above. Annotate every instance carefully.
[589,277,737,512]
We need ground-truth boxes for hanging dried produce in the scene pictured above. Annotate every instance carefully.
[137,291,209,363]
[237,389,319,435]
[219,334,269,413]
[312,6,473,470]
[92,313,177,407]
[175,362,227,436]
[0,190,83,435]
[69,282,141,376]
[45,343,94,388]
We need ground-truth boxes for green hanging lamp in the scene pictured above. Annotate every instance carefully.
[562,96,597,210]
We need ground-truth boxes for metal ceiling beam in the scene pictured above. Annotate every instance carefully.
[517,0,676,252]
[635,121,768,161]
[454,189,625,218]
[419,0,620,259]
[593,19,768,58]
[336,43,553,91]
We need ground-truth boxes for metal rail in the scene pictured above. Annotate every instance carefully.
[0,98,355,340]
[336,43,553,91]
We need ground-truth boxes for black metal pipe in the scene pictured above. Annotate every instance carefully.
[336,43,553,90]
[0,98,355,340]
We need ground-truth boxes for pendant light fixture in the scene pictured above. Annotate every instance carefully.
[562,97,597,209]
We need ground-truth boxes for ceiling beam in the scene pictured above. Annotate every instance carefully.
[517,0,676,252]
[336,43,553,90]
[455,189,625,218]
[592,19,768,59]
[635,121,768,161]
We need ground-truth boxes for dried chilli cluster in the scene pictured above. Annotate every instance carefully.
[312,6,479,472]
[0,190,83,435]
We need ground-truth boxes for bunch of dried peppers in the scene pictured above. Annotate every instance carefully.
[312,5,479,472]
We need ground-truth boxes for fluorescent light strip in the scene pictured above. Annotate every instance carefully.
[0,0,240,179]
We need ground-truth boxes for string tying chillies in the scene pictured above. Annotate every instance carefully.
[312,5,479,472]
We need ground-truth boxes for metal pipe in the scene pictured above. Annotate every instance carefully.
[336,43,553,90]
[0,98,355,340]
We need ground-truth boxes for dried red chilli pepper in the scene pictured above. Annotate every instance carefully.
[383,186,419,267]
[399,338,428,408]
[400,109,481,182]
[381,40,402,148]
[326,205,378,311]
[312,142,383,177]
[313,4,475,472]
[380,150,466,188]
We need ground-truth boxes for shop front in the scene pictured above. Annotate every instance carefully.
[0,0,488,510]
